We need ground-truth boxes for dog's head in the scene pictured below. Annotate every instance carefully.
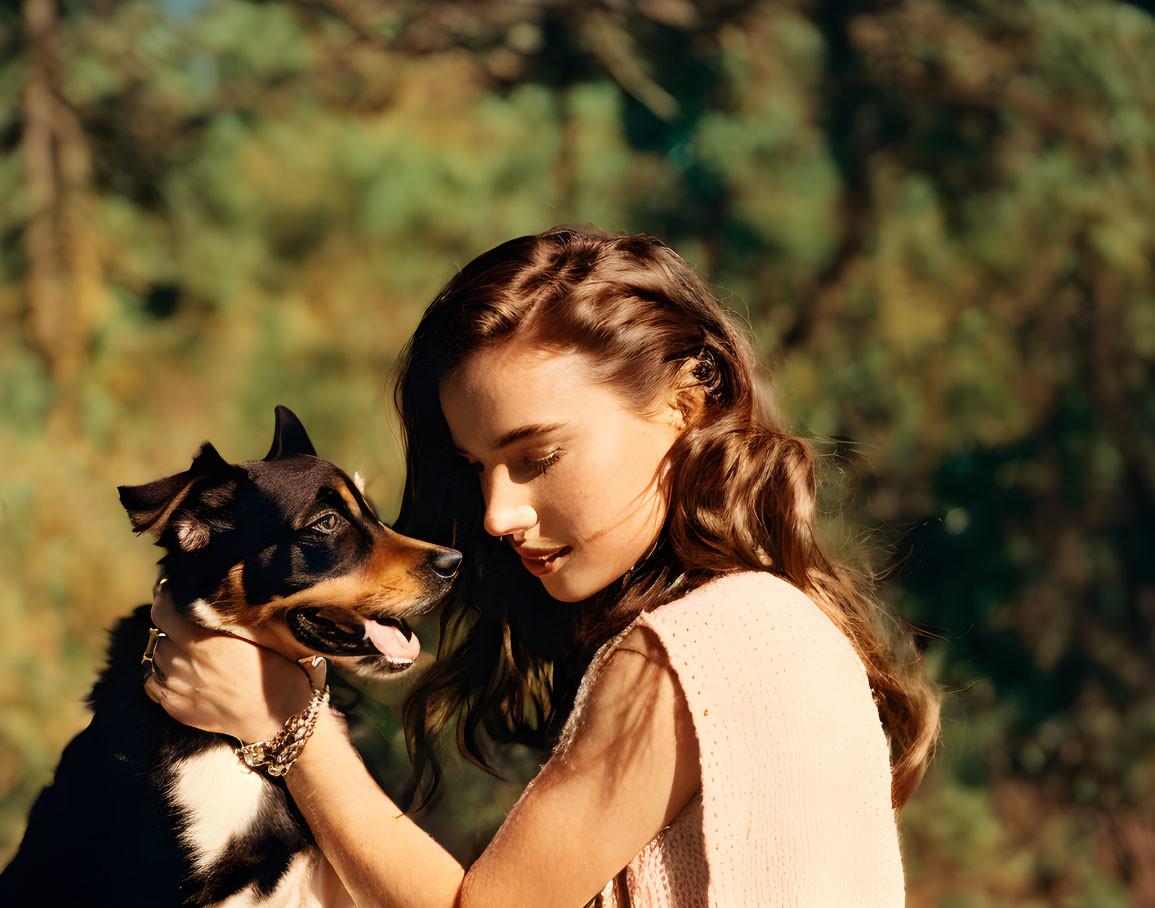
[118,406,460,678]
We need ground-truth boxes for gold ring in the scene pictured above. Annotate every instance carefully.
[142,626,167,665]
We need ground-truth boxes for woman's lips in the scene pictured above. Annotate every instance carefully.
[513,543,572,577]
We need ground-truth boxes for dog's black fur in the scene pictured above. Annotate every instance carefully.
[0,407,460,906]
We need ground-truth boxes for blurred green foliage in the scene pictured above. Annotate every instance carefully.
[1,0,1153,902]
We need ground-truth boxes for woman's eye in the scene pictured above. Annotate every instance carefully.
[526,450,562,477]
[309,513,343,533]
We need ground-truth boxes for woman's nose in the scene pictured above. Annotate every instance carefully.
[482,468,537,538]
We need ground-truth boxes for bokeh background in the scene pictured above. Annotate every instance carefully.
[2,0,1154,903]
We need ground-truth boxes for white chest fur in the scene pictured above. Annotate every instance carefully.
[167,743,345,906]
[168,743,272,872]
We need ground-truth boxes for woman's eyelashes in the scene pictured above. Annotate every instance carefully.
[526,449,562,477]
[458,449,563,478]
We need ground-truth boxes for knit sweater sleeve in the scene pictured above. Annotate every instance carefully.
[632,570,905,906]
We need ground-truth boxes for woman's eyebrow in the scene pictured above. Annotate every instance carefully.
[449,422,569,457]
[495,422,569,449]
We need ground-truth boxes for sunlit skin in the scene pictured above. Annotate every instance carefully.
[439,343,683,602]
[143,341,700,907]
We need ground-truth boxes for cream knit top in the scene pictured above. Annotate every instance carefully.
[558,570,905,907]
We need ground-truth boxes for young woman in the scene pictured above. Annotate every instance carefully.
[146,226,939,906]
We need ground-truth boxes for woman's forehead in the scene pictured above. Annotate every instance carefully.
[448,343,596,395]
[438,345,627,451]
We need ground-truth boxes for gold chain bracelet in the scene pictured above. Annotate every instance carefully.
[235,684,330,777]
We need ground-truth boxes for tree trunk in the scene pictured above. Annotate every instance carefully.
[22,0,102,432]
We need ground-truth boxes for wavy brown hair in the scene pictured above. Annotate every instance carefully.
[391,226,939,810]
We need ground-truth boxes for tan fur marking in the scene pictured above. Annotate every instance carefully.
[335,483,362,517]
[209,531,451,647]
[218,568,430,624]
[139,479,197,535]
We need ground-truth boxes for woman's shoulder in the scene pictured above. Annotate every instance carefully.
[643,570,858,662]
[638,570,879,730]
[653,568,810,617]
[629,571,902,904]
[575,569,876,736]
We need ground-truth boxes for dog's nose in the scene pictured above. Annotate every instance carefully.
[428,549,462,580]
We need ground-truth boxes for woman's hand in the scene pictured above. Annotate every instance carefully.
[144,587,314,743]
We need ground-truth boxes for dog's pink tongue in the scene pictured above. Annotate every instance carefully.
[363,620,420,663]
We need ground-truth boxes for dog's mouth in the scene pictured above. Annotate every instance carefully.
[287,607,420,671]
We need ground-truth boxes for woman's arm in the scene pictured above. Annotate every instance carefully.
[147,598,699,908]
[285,707,466,906]
[461,625,700,905]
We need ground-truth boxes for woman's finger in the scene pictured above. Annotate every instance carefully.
[151,585,207,640]
[147,630,203,702]
[142,582,313,740]
[143,669,165,704]
[149,632,172,680]
[150,582,178,628]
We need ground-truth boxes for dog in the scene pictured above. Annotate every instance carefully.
[0,406,460,906]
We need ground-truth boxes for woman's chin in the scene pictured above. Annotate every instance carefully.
[539,575,588,603]
[537,564,608,603]
[538,562,625,603]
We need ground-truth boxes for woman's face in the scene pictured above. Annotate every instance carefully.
[439,343,682,602]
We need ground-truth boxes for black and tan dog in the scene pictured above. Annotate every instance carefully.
[0,406,460,907]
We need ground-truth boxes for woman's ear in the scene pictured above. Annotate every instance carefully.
[668,359,707,429]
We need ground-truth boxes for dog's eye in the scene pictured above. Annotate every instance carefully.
[309,513,344,534]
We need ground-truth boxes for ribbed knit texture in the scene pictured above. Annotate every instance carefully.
[560,571,905,907]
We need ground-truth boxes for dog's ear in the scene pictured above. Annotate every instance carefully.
[264,405,317,461]
[118,442,231,546]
